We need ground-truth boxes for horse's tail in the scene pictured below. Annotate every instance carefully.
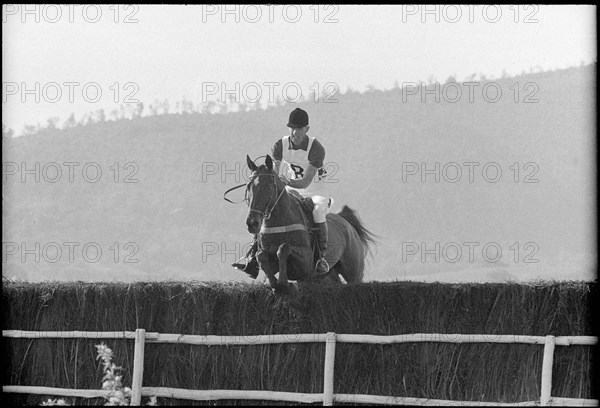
[337,205,378,258]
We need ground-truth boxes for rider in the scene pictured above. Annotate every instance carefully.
[232,108,331,278]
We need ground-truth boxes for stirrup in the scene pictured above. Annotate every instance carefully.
[315,257,330,275]
[232,256,259,279]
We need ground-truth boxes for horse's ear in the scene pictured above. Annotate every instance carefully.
[247,155,257,172]
[265,154,273,171]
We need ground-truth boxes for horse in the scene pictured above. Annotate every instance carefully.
[244,154,377,293]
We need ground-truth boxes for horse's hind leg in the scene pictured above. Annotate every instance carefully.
[339,253,365,284]
[328,264,344,283]
[326,268,343,284]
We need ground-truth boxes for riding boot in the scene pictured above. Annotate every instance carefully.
[315,222,330,274]
[232,237,260,279]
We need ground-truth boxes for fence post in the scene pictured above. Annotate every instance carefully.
[323,332,336,406]
[131,328,146,406]
[540,335,555,406]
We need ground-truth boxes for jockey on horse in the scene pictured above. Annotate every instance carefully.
[233,108,331,278]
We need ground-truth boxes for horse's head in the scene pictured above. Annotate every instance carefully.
[245,154,285,234]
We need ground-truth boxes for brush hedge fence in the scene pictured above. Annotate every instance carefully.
[2,280,597,405]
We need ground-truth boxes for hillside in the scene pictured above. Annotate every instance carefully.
[2,64,596,282]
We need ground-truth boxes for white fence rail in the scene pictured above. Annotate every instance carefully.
[2,330,598,406]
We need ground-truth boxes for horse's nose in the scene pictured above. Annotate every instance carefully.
[246,216,260,233]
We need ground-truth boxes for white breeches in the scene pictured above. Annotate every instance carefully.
[311,195,331,223]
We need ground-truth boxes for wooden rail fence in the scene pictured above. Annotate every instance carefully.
[2,330,598,406]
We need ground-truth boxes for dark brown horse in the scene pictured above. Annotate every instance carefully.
[245,155,376,292]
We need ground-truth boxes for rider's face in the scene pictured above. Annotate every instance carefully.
[289,126,308,146]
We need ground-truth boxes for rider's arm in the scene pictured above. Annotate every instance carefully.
[287,165,317,189]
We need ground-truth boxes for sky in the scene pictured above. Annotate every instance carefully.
[2,4,597,134]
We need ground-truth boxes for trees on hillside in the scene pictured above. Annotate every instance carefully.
[10,63,595,137]
[2,123,14,138]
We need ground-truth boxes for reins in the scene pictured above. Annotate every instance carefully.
[222,170,286,220]
[223,182,250,204]
[222,155,267,205]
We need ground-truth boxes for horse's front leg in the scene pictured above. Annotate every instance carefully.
[276,243,292,290]
[256,250,277,288]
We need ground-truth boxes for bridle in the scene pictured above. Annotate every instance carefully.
[247,172,286,220]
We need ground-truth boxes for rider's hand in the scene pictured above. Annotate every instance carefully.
[279,175,290,186]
